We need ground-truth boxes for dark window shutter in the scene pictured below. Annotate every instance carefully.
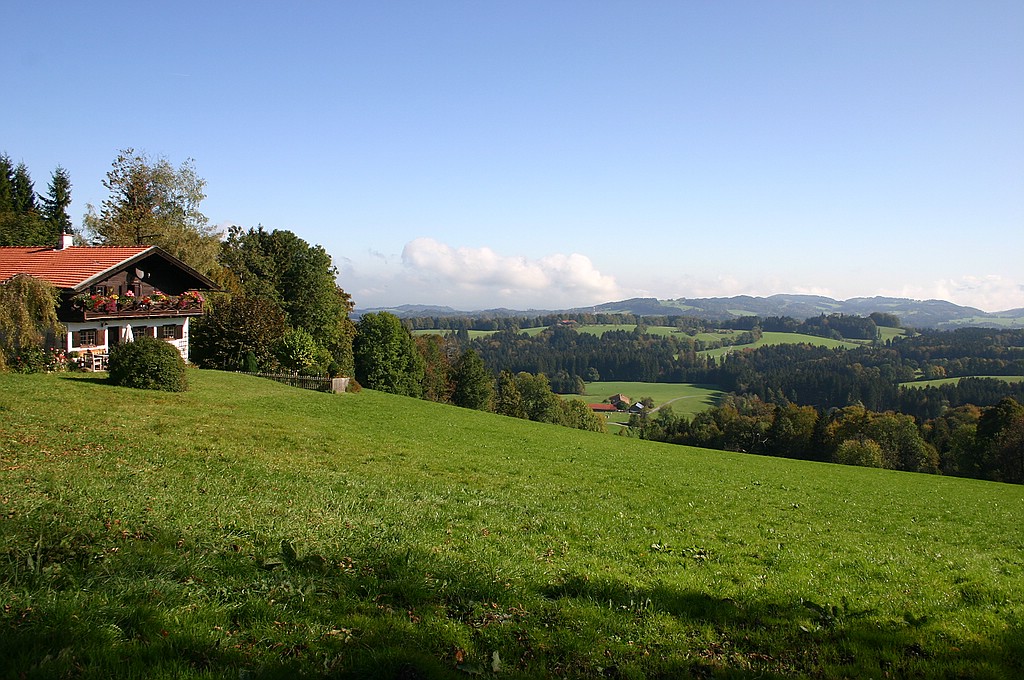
[97,329,106,345]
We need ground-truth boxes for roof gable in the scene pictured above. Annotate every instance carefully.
[0,246,217,292]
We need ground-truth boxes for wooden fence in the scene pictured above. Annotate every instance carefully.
[238,372,349,394]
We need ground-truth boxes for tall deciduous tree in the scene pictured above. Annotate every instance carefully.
[494,370,526,418]
[82,149,222,276]
[555,398,605,433]
[353,312,424,397]
[218,225,355,375]
[189,295,290,371]
[451,349,493,411]
[977,398,1024,483]
[514,372,562,424]
[415,334,455,403]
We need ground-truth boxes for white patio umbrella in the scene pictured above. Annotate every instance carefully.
[122,324,134,343]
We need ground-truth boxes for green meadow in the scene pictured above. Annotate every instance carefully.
[698,332,864,361]
[2,371,1022,679]
[569,381,724,419]
[877,326,908,343]
[901,375,1024,389]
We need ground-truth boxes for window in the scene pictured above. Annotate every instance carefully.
[89,285,109,296]
[77,328,98,346]
[160,324,181,340]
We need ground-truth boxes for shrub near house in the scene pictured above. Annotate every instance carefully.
[107,336,188,392]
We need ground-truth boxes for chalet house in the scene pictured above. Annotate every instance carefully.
[0,235,217,369]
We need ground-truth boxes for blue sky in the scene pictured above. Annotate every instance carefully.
[6,1,1023,311]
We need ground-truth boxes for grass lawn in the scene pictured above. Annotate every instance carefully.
[2,371,1022,678]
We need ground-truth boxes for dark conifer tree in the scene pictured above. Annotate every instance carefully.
[41,166,73,237]
[0,154,14,212]
[11,163,37,214]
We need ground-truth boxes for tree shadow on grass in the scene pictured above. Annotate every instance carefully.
[540,571,1022,679]
[5,534,1020,680]
[56,373,109,386]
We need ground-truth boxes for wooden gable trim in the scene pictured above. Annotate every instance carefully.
[69,247,218,294]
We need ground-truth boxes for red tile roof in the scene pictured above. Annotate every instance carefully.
[0,246,154,289]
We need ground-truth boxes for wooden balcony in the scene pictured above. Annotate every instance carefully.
[77,304,204,321]
[67,292,205,321]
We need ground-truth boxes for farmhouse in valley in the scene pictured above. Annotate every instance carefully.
[609,393,631,409]
[0,234,217,369]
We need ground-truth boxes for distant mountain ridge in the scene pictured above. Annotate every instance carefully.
[357,294,1024,329]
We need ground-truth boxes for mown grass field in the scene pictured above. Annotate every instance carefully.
[900,375,1024,389]
[2,371,1022,679]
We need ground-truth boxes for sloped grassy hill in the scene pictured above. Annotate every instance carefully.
[1,371,1022,679]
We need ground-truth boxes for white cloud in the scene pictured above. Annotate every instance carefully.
[401,237,622,303]
[343,240,1024,314]
[882,275,1024,313]
[378,237,622,308]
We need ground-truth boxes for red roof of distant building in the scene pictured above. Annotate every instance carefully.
[0,246,155,288]
[588,403,618,412]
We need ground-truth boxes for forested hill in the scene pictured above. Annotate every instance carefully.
[358,294,1024,329]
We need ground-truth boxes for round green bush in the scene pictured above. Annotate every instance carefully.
[107,336,188,392]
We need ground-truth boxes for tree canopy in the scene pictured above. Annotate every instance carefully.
[353,312,424,397]
[189,295,290,372]
[0,153,58,247]
[82,149,222,276]
[214,225,355,375]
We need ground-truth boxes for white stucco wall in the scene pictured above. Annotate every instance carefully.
[64,316,191,361]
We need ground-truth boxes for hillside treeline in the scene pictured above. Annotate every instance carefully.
[460,321,1024,411]
[628,395,1024,485]
[407,311,881,341]
[352,313,606,434]
[707,331,1024,416]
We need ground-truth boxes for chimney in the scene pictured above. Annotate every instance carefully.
[56,229,74,250]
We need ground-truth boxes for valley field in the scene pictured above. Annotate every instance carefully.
[901,375,1024,389]
[1,371,1021,679]
[568,381,724,418]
